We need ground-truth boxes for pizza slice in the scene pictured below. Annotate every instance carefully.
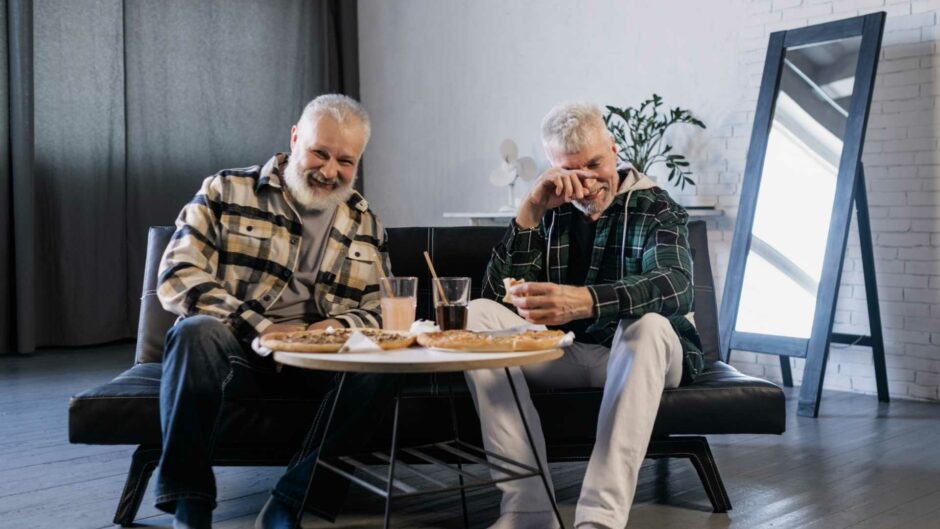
[502,277,526,304]
[260,328,416,353]
[417,329,565,352]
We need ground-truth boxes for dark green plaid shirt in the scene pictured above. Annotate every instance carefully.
[482,176,704,384]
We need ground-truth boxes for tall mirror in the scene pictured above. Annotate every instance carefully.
[735,37,861,339]
[719,13,888,417]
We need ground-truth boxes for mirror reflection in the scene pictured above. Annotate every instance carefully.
[734,36,862,338]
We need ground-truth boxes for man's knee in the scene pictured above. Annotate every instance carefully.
[467,298,517,331]
[165,315,233,356]
[167,314,231,341]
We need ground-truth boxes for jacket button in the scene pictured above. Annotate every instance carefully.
[354,251,361,257]
[262,295,271,302]
[246,225,253,232]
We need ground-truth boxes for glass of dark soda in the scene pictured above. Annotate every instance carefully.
[433,277,470,330]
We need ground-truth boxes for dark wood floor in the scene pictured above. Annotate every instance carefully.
[1,344,939,529]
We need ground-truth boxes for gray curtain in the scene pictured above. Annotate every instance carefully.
[0,0,359,354]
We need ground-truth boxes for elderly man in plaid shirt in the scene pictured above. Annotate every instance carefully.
[155,95,394,529]
[466,102,705,529]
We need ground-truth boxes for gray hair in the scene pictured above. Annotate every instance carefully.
[298,94,372,146]
[540,102,611,154]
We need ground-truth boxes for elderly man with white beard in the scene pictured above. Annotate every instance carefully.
[155,95,396,529]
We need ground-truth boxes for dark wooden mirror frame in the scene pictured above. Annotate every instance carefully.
[718,12,888,418]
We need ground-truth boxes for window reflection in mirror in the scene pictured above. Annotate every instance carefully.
[734,36,862,338]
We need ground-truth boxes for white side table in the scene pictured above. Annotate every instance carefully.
[274,346,566,528]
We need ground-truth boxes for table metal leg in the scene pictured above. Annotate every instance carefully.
[446,373,470,528]
[504,367,565,528]
[384,389,401,529]
[294,373,347,529]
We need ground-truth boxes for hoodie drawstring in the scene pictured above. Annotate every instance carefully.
[620,189,634,280]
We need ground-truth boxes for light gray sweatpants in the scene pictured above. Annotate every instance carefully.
[464,299,683,529]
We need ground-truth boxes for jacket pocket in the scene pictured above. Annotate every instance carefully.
[347,240,380,263]
[220,214,273,256]
[334,240,380,297]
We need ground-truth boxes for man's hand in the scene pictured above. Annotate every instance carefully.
[260,322,306,336]
[515,167,599,229]
[307,319,345,331]
[508,282,595,326]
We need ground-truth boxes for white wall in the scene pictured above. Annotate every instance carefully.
[358,0,747,226]
[359,0,940,402]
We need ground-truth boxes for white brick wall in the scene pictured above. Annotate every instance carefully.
[707,0,940,401]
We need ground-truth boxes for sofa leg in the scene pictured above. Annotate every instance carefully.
[648,436,732,513]
[113,445,161,526]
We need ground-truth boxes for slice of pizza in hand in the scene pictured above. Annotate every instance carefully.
[502,277,526,304]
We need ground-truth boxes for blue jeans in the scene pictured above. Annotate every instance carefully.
[154,315,398,520]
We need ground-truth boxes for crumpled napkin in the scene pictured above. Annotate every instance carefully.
[409,319,440,335]
[251,336,272,357]
[557,331,576,348]
[338,330,383,353]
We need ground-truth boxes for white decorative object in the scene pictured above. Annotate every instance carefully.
[489,139,537,212]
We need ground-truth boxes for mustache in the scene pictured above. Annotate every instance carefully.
[578,182,607,199]
[305,170,340,188]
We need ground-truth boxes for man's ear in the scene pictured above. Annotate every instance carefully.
[289,124,298,151]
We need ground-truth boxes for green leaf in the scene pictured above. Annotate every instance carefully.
[604,94,705,188]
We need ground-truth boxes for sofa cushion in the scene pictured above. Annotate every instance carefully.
[69,360,783,448]
[537,361,785,444]
[68,363,321,447]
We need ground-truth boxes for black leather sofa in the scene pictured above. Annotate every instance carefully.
[69,220,785,526]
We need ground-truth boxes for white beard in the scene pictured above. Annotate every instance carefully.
[282,157,356,210]
[571,189,612,216]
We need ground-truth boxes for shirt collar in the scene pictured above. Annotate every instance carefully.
[257,152,290,191]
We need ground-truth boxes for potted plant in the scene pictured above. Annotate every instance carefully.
[604,94,706,191]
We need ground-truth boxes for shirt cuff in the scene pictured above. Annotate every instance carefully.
[502,220,542,254]
[332,314,356,328]
[334,310,381,329]
[585,283,622,331]
[229,305,272,342]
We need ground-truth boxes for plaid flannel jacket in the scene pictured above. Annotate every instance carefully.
[481,174,705,384]
[157,153,390,341]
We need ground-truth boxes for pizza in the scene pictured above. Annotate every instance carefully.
[260,328,416,353]
[502,277,526,303]
[417,329,565,352]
